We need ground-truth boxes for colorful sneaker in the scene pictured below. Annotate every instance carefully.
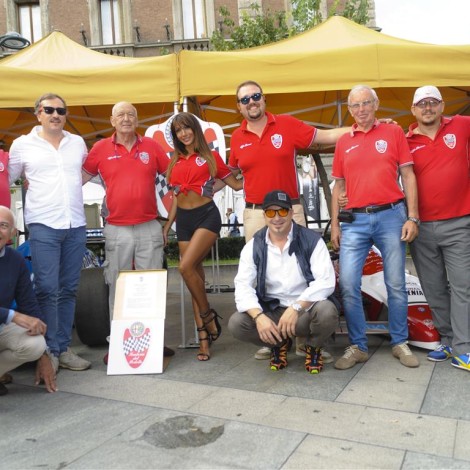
[451,353,470,372]
[305,345,323,374]
[270,338,292,371]
[427,344,452,362]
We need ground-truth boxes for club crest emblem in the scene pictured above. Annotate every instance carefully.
[443,134,456,149]
[123,321,151,368]
[195,156,206,166]
[271,134,283,149]
[139,152,150,164]
[375,140,387,154]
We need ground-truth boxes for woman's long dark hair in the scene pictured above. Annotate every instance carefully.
[166,112,217,182]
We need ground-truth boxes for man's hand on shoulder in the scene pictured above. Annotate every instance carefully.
[12,312,47,336]
[35,353,58,393]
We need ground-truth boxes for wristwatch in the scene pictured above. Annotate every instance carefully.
[291,302,305,314]
[407,217,421,226]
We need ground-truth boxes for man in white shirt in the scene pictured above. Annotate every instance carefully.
[228,190,339,373]
[9,93,91,373]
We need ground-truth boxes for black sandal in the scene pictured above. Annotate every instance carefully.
[200,308,222,342]
[196,326,211,361]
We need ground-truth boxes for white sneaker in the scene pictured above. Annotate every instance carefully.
[254,347,271,360]
[59,348,91,371]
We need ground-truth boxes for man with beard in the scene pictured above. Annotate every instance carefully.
[406,86,470,372]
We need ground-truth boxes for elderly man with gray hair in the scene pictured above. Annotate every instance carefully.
[0,205,55,395]
[331,85,420,370]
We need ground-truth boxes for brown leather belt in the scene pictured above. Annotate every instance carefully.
[352,200,404,214]
[246,198,301,210]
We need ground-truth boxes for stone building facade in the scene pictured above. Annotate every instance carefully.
[0,0,376,57]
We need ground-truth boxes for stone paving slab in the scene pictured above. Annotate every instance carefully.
[282,434,405,469]
[1,386,156,470]
[66,410,306,470]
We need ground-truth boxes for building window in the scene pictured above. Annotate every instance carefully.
[182,0,207,39]
[17,2,42,43]
[100,0,122,45]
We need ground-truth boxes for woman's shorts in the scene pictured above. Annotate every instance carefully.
[176,200,221,241]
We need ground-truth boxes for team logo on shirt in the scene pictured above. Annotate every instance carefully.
[443,134,456,149]
[0,162,4,172]
[196,156,207,166]
[271,134,283,149]
[375,140,387,154]
[139,152,150,164]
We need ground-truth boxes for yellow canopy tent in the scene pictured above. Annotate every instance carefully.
[179,16,470,136]
[0,31,179,147]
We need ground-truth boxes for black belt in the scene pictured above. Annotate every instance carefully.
[246,198,300,210]
[351,200,403,214]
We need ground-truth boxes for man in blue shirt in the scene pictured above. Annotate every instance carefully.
[0,206,57,395]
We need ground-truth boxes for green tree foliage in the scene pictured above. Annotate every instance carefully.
[211,4,288,51]
[211,0,370,50]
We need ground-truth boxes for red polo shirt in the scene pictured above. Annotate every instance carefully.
[0,150,9,208]
[83,133,169,225]
[332,121,413,208]
[169,151,231,198]
[229,112,316,204]
[406,115,470,222]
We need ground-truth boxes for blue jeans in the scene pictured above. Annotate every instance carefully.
[339,202,408,352]
[29,223,86,356]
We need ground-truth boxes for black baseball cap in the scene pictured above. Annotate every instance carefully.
[262,190,292,210]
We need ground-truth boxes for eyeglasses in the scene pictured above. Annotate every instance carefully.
[264,208,290,218]
[237,93,263,105]
[348,100,375,110]
[41,106,67,116]
[414,99,441,109]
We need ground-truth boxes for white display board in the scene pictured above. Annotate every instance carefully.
[107,270,167,375]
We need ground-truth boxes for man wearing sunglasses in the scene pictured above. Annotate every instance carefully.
[8,93,91,375]
[229,190,339,374]
[331,85,420,371]
[405,86,470,372]
[229,80,351,242]
[230,80,350,362]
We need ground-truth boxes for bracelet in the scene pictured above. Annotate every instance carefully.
[253,312,264,322]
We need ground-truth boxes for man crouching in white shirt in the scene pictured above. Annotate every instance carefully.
[228,190,339,373]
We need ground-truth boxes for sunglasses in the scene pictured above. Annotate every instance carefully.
[264,208,290,218]
[41,106,67,116]
[414,100,441,109]
[237,93,263,105]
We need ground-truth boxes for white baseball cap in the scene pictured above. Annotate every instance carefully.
[413,86,442,105]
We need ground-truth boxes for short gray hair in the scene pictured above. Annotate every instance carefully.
[348,85,378,105]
